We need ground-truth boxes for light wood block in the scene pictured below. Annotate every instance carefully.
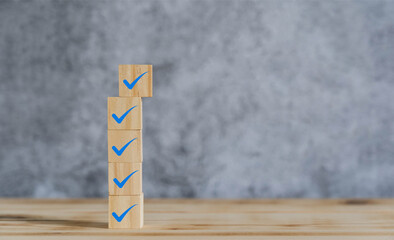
[119,64,152,97]
[108,97,142,130]
[109,194,143,229]
[108,130,142,163]
[109,163,142,195]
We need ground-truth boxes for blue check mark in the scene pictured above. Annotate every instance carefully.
[123,72,147,90]
[113,170,139,188]
[112,204,138,222]
[112,138,137,156]
[112,106,137,124]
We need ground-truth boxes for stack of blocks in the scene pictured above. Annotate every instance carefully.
[107,65,152,229]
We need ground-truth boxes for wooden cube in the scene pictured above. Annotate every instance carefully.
[109,163,142,195]
[108,130,142,163]
[108,97,142,130]
[109,194,144,229]
[119,65,152,97]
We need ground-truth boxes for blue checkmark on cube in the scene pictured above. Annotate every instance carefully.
[112,106,137,124]
[112,138,137,156]
[113,170,139,188]
[123,72,147,90]
[112,204,138,222]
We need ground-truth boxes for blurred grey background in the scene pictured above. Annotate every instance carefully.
[1,0,394,198]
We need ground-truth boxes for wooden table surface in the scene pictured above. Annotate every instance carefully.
[0,198,393,239]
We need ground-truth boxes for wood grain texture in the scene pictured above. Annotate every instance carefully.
[109,163,142,195]
[108,130,142,163]
[1,199,394,239]
[109,195,143,229]
[108,97,142,130]
[119,65,152,97]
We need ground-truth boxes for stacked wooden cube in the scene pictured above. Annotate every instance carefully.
[107,65,152,229]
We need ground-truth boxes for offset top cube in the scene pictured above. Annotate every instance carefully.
[119,65,152,97]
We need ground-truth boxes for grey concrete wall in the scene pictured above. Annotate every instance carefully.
[1,0,394,198]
